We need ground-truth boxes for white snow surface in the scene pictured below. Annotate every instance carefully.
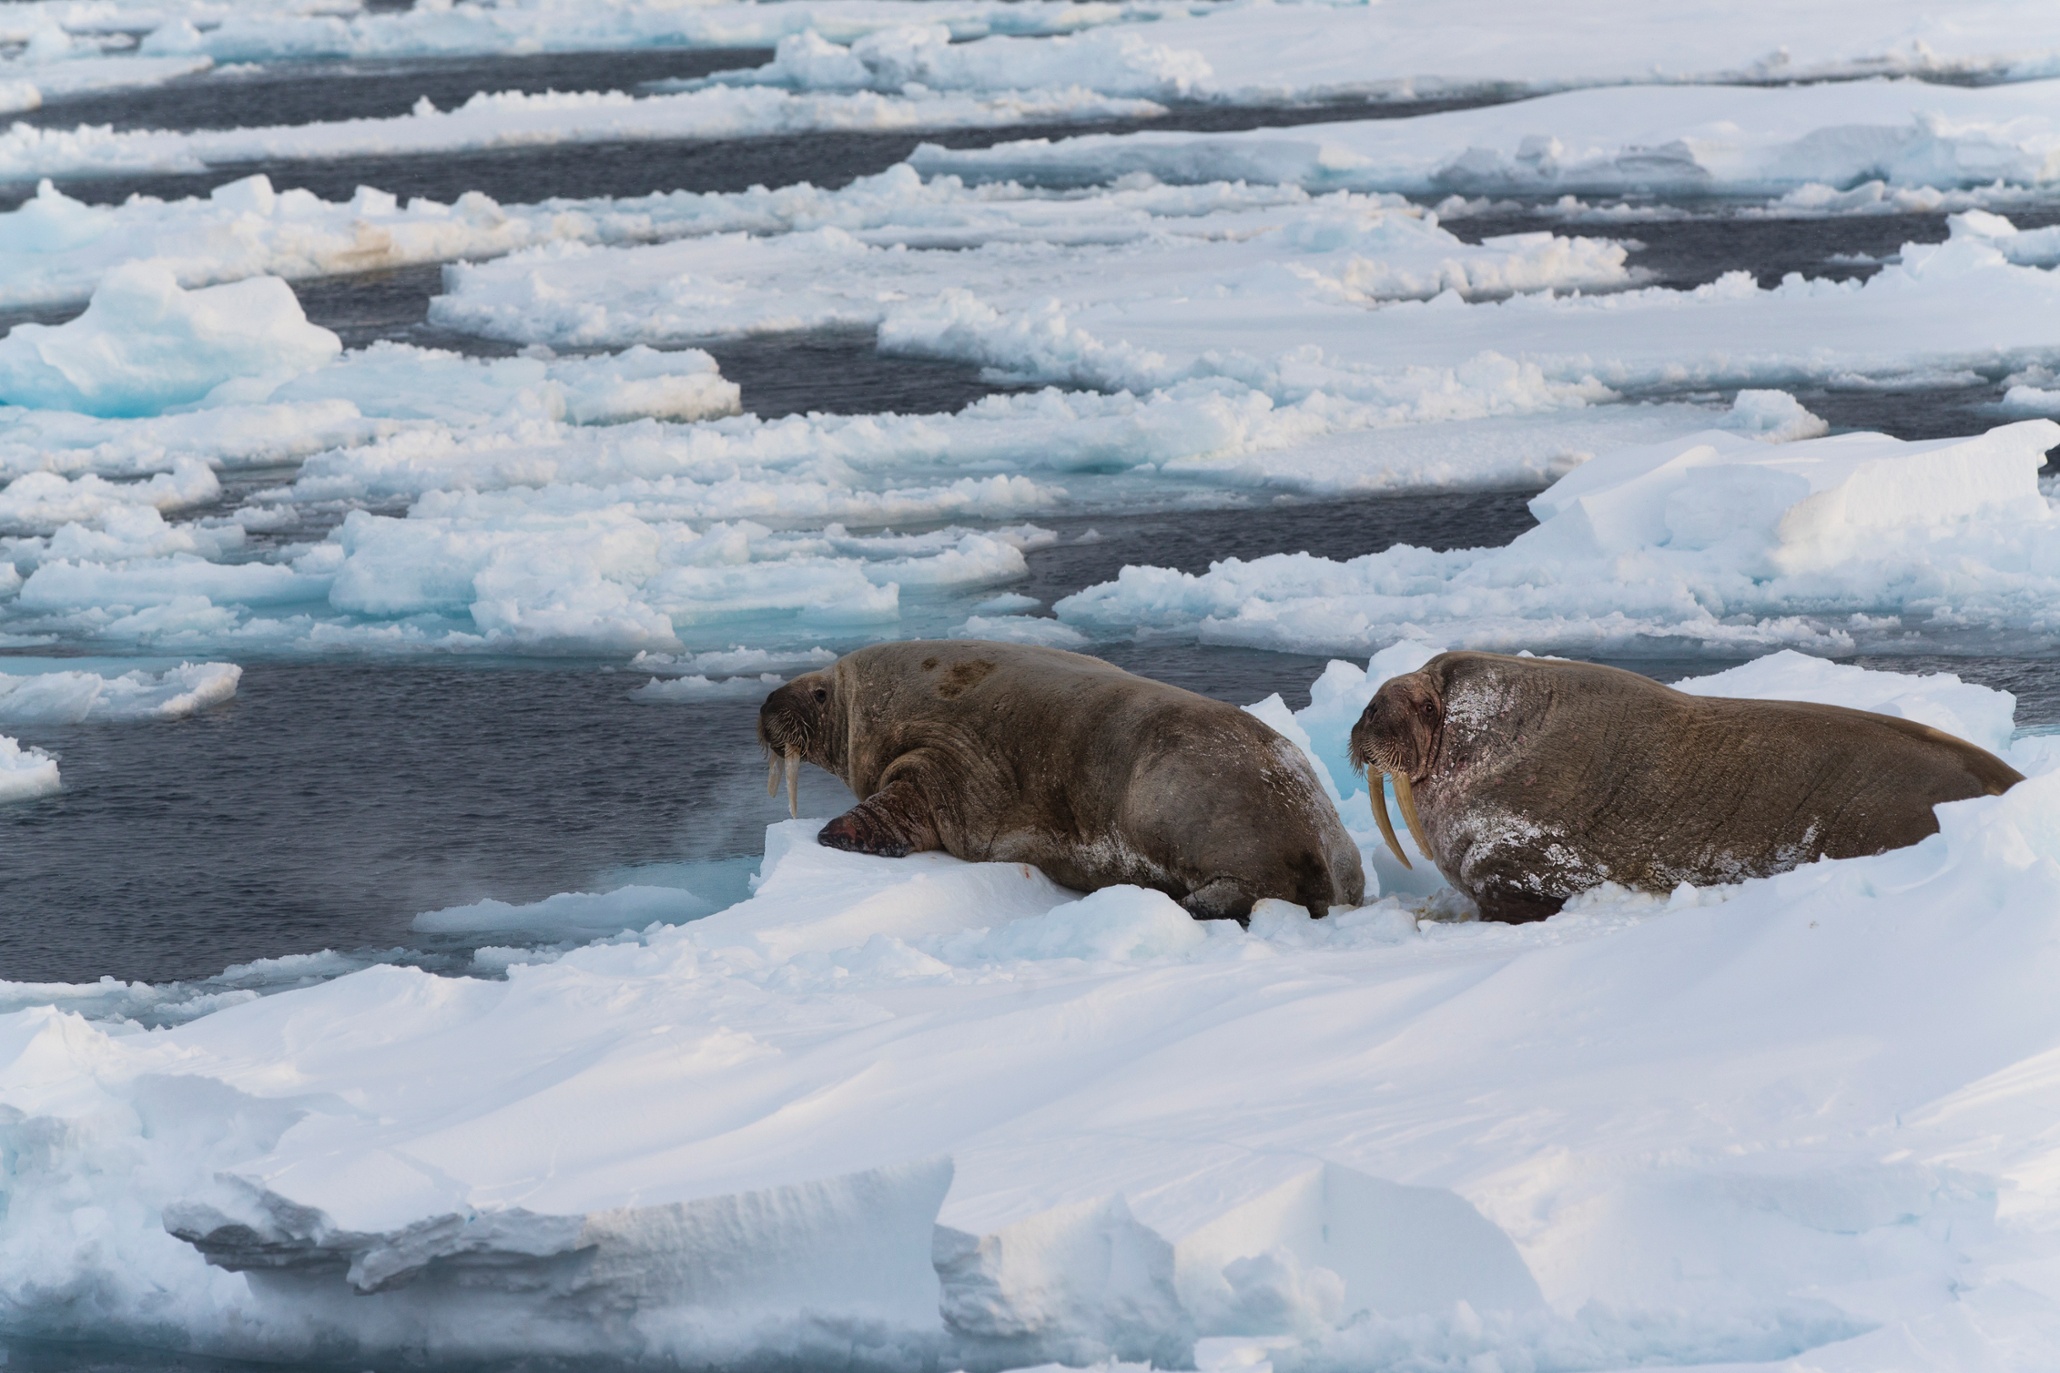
[6,652,2060,1368]
[1059,419,2060,658]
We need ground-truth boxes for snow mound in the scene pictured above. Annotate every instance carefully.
[0,659,239,723]
[1058,418,2060,658]
[3,653,2059,1366]
[0,263,339,417]
[0,731,56,801]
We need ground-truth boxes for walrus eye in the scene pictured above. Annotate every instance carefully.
[812,687,828,703]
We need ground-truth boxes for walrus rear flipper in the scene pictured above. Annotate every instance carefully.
[818,779,941,858]
[1182,878,1257,924]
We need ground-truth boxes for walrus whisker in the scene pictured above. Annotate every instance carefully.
[766,756,780,798]
[1369,767,1411,869]
[784,747,799,819]
[1393,769,1432,862]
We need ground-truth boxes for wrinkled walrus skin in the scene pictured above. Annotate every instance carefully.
[758,640,1365,920]
[1349,651,2023,923]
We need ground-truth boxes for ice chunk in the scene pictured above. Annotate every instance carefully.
[1059,420,2060,658]
[0,660,238,724]
[0,264,339,417]
[1527,420,2054,571]
[0,731,56,801]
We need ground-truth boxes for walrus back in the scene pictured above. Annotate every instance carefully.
[1417,652,2023,913]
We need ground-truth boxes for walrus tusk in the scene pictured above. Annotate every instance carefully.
[1393,768,1432,863]
[1369,767,1411,869]
[767,757,780,798]
[784,747,799,819]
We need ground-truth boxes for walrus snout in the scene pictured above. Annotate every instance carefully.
[757,672,840,818]
[1349,672,1445,869]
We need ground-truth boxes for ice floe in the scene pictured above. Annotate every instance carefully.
[437,185,2060,406]
[0,82,1164,184]
[0,729,56,800]
[3,652,2060,1367]
[915,77,2060,196]
[431,182,1633,348]
[129,0,1181,65]
[733,0,2060,104]
[0,658,238,722]
[1058,418,2060,658]
[15,0,2060,107]
[0,261,339,416]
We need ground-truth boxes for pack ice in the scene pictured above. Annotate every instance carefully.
[0,651,2055,1370]
[1060,418,2060,658]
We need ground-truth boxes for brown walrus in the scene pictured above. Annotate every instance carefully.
[1348,651,2023,923]
[757,640,1365,919]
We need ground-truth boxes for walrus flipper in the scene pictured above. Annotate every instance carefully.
[818,779,940,858]
[1181,877,1258,924]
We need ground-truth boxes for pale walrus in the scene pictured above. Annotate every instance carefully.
[757,640,1365,919]
[1348,651,2022,923]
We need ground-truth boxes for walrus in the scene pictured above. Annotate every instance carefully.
[757,640,1365,919]
[1348,651,2022,923]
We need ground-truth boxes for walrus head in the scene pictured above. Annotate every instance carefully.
[1347,670,1443,870]
[757,668,844,819]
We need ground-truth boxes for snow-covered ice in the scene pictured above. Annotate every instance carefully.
[0,658,238,722]
[728,1,2060,103]
[432,179,1633,347]
[124,0,1184,66]
[5,652,2060,1368]
[12,0,2060,107]
[437,181,2060,407]
[915,77,2060,197]
[1058,418,2060,658]
[0,82,1165,184]
[0,729,57,800]
[0,261,339,416]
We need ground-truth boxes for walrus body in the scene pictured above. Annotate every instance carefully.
[1348,651,2022,923]
[758,640,1365,919]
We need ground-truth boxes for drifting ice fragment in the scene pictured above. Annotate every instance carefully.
[0,263,339,417]
[0,732,57,801]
